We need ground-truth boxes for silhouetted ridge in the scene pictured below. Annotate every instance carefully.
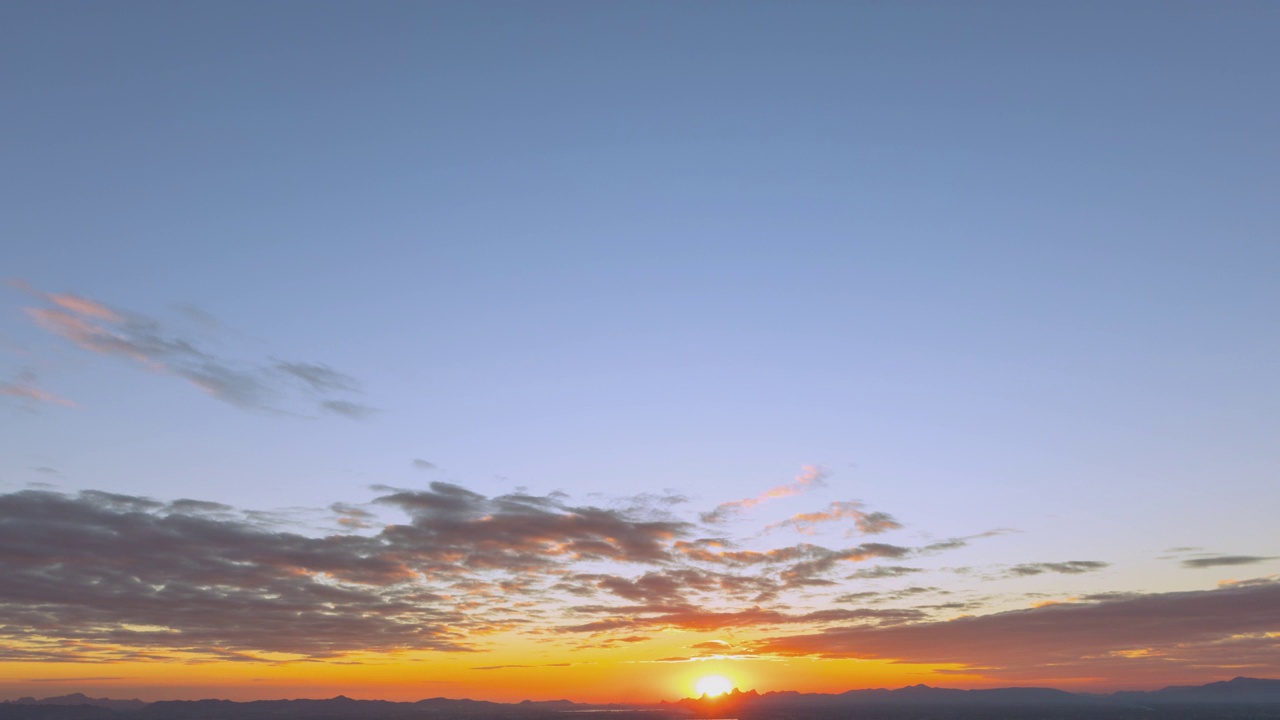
[5,679,1280,720]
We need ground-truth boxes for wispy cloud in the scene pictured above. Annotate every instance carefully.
[767,500,902,536]
[15,282,374,418]
[1007,560,1109,576]
[701,465,828,523]
[0,370,75,408]
[846,565,923,580]
[1182,555,1276,568]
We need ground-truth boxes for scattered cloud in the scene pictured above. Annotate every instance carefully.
[846,565,923,580]
[1182,555,1276,568]
[767,500,902,536]
[15,283,370,418]
[321,399,379,419]
[275,362,360,394]
[919,528,1018,554]
[0,370,75,408]
[701,465,828,523]
[331,503,378,530]
[1007,561,1109,576]
[412,459,438,471]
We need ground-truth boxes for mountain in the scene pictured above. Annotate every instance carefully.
[5,679,1280,720]
[7,695,146,711]
[1117,677,1280,704]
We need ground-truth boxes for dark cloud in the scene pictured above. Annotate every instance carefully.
[752,580,1280,681]
[412,459,437,471]
[377,482,691,569]
[0,490,472,661]
[0,480,1144,668]
[0,480,730,661]
[18,285,370,419]
[1182,555,1276,568]
[847,565,923,580]
[1007,560,1109,576]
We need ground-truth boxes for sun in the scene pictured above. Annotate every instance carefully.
[695,675,734,697]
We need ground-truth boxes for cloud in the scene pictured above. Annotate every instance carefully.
[320,399,379,419]
[1007,561,1109,576]
[767,500,902,536]
[412,459,438,471]
[0,370,75,408]
[331,503,378,530]
[275,362,360,393]
[846,565,923,580]
[690,640,733,650]
[0,482,723,662]
[562,603,924,634]
[751,580,1280,681]
[701,466,829,523]
[25,671,131,676]
[835,586,945,604]
[1182,555,1276,568]
[919,528,1018,554]
[376,482,692,569]
[0,476,1011,663]
[0,489,474,661]
[17,283,370,418]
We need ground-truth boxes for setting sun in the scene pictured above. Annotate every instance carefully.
[695,676,734,697]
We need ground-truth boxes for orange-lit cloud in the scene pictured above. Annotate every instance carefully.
[767,500,902,536]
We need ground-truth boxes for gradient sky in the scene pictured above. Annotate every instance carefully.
[2,0,1278,705]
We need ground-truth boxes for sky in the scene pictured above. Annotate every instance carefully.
[1,0,1278,705]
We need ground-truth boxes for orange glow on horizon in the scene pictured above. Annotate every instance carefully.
[694,675,734,697]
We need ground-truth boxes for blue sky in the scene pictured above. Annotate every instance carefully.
[1,1,1278,699]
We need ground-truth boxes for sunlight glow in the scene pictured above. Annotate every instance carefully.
[695,675,734,697]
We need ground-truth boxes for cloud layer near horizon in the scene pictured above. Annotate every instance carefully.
[753,580,1280,682]
[0,481,1273,682]
[0,482,916,663]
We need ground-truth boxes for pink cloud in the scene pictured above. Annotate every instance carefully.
[0,371,75,407]
[702,465,829,523]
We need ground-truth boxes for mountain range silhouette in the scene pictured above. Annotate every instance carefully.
[4,678,1280,720]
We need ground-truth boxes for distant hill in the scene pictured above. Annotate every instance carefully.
[7,695,146,712]
[5,678,1280,720]
[1119,677,1280,704]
